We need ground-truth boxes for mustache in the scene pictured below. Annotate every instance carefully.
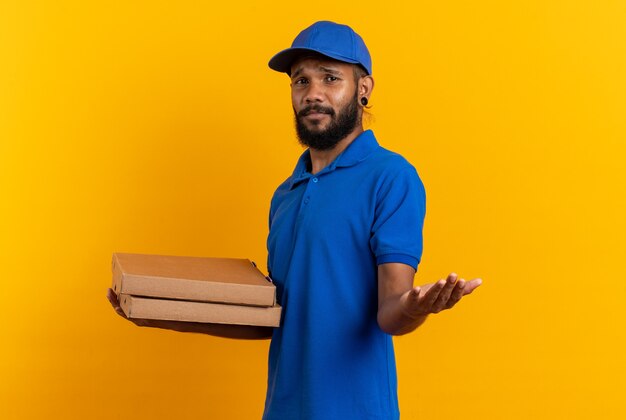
[297,105,335,118]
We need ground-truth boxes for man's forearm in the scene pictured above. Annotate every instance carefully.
[377,295,428,336]
[136,319,274,340]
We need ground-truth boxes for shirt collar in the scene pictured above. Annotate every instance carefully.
[288,130,379,189]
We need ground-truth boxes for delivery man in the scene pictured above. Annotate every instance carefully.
[108,20,482,420]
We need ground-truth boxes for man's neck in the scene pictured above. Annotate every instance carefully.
[309,126,364,175]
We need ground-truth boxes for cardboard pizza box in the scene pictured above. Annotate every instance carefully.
[118,293,282,327]
[112,253,275,307]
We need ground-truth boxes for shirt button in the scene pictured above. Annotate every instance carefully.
[312,177,318,183]
[304,198,310,204]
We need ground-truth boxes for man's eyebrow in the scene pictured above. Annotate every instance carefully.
[291,66,343,79]
[291,67,304,79]
[318,66,342,75]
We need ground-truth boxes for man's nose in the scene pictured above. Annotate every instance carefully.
[304,80,324,103]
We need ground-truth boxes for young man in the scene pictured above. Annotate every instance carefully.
[262,21,481,419]
[107,20,481,420]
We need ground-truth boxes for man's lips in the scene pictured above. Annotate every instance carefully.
[298,107,334,117]
[304,111,329,118]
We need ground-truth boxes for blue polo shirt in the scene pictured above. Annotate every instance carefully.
[264,130,426,420]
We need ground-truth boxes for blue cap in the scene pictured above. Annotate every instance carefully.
[268,21,372,76]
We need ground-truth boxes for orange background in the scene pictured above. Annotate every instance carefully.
[1,1,625,419]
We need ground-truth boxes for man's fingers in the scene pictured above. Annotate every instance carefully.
[107,288,127,318]
[407,274,482,317]
[462,278,483,295]
[106,288,120,308]
[431,273,458,312]
[421,278,446,311]
[106,288,117,303]
[445,278,482,309]
[444,279,466,309]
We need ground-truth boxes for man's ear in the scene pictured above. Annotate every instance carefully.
[359,75,375,102]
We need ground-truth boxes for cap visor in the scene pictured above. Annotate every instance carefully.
[268,47,360,75]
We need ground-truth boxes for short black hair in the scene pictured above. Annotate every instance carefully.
[352,65,368,83]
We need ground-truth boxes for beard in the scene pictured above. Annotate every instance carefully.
[294,91,360,151]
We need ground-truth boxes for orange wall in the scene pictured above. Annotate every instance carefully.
[1,1,625,419]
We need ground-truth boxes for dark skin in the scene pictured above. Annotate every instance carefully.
[290,56,373,174]
[377,266,481,335]
[106,55,482,337]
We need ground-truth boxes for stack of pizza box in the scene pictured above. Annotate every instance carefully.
[111,253,281,327]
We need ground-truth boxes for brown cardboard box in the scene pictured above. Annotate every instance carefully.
[118,293,282,327]
[111,253,276,306]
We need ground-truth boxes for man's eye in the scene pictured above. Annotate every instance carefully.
[325,76,338,82]
[294,78,308,85]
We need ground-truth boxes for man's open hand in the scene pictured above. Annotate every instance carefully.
[401,273,482,318]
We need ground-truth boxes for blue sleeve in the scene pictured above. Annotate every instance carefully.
[369,167,426,270]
